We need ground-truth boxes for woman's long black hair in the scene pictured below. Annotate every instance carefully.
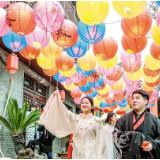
[105,112,116,124]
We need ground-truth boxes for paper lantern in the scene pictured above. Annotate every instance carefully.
[121,10,152,38]
[76,1,109,25]
[71,87,82,95]
[110,79,123,91]
[6,2,36,35]
[86,70,100,83]
[97,92,109,99]
[60,66,76,77]
[144,54,160,70]
[43,67,59,77]
[116,109,126,115]
[53,72,67,82]
[105,94,115,104]
[99,101,108,109]
[67,39,88,58]
[114,88,126,102]
[83,88,94,94]
[0,8,10,37]
[96,94,104,101]
[98,55,118,68]
[141,82,154,92]
[37,53,56,69]
[95,82,106,91]
[41,39,62,59]
[55,51,74,71]
[20,44,40,60]
[79,82,92,92]
[33,1,65,32]
[121,34,147,54]
[145,78,160,88]
[90,76,103,88]
[94,107,100,112]
[143,72,159,83]
[76,65,94,77]
[93,36,118,60]
[106,65,123,81]
[87,89,97,98]
[64,83,76,91]
[78,21,106,44]
[126,68,143,81]
[0,1,9,8]
[156,1,160,6]
[112,1,147,18]
[109,103,118,110]
[74,78,87,87]
[61,78,72,86]
[74,94,85,105]
[2,30,27,52]
[25,26,51,49]
[98,65,116,76]
[122,61,141,73]
[152,24,160,45]
[150,42,160,60]
[77,51,97,71]
[69,73,83,83]
[103,76,117,86]
[103,108,113,113]
[52,19,78,48]
[71,91,82,99]
[97,86,109,94]
[143,65,159,77]
[121,50,141,66]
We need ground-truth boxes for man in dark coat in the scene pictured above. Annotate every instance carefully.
[113,89,160,159]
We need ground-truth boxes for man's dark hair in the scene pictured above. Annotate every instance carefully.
[132,89,150,101]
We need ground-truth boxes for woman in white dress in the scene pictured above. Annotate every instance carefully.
[104,112,117,159]
[40,90,108,159]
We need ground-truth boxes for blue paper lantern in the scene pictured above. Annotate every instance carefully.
[87,89,97,98]
[67,39,88,58]
[76,64,94,77]
[79,82,91,92]
[90,76,103,88]
[100,100,108,109]
[78,20,106,44]
[156,1,160,6]
[2,30,27,52]
[108,102,117,107]
[53,72,67,82]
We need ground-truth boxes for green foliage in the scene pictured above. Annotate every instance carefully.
[0,98,40,135]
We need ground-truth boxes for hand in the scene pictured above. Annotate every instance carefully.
[142,142,153,152]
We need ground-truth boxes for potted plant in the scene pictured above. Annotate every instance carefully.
[0,98,40,155]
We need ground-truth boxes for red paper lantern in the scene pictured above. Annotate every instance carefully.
[86,70,100,83]
[20,45,40,60]
[93,37,118,60]
[116,109,126,115]
[143,65,159,77]
[106,65,123,81]
[121,34,147,53]
[103,108,113,113]
[6,2,36,35]
[145,78,160,87]
[108,103,118,110]
[7,54,19,81]
[121,10,152,38]
[94,107,100,112]
[122,61,142,73]
[52,19,78,48]
[74,78,87,87]
[150,42,160,60]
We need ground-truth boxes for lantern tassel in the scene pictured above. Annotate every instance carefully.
[50,76,51,82]
[29,59,31,66]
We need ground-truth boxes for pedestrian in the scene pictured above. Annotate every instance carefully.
[104,112,117,159]
[40,90,108,159]
[113,89,160,159]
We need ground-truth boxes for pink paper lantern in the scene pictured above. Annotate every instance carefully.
[156,9,160,28]
[98,65,116,76]
[71,87,82,94]
[69,72,83,83]
[121,50,141,66]
[149,89,159,103]
[25,26,51,49]
[33,1,65,32]
[103,76,117,86]
[74,94,85,105]
[0,1,9,8]
[111,87,126,94]
[61,78,72,86]
[0,8,10,36]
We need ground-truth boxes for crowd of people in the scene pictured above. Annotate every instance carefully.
[26,89,160,159]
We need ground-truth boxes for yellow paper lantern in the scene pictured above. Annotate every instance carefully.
[110,79,123,91]
[141,82,154,91]
[76,1,109,25]
[98,55,118,68]
[112,1,147,18]
[41,39,62,59]
[152,24,160,45]
[143,72,159,83]
[97,85,109,94]
[145,54,160,70]
[96,95,104,101]
[77,51,97,71]
[64,83,76,91]
[120,105,130,111]
[94,98,101,106]
[126,68,143,81]
[37,53,55,69]
[60,66,76,77]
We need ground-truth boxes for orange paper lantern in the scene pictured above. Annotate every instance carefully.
[103,108,113,113]
[52,19,78,48]
[114,89,126,103]
[6,2,36,35]
[20,44,40,60]
[70,91,82,99]
[116,109,126,115]
[121,34,147,53]
[143,65,159,77]
[86,70,100,83]
[145,78,160,88]
[105,94,115,104]
[74,78,87,87]
[108,103,118,110]
[55,51,74,71]
[121,10,152,38]
[43,67,59,77]
[97,92,109,99]
[83,88,93,94]
[150,42,160,60]
[93,37,118,60]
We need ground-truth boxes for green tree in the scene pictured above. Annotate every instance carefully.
[0,98,40,155]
